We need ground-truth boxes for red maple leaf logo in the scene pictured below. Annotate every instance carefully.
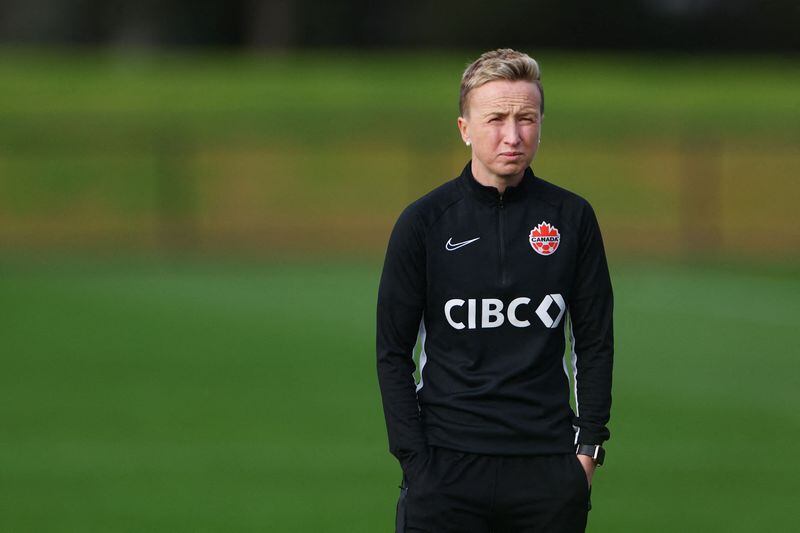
[531,222,558,238]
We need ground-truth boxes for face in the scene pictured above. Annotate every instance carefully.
[457,79,542,182]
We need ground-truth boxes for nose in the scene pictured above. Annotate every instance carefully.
[502,119,522,146]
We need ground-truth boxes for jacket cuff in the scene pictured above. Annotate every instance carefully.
[574,428,609,446]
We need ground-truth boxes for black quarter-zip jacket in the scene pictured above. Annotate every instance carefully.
[377,162,613,464]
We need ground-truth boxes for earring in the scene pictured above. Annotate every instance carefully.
[465,140,471,146]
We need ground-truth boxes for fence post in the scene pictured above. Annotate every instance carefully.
[155,135,197,254]
[680,136,722,259]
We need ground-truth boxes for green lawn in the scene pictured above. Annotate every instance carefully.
[1,258,797,531]
[1,50,799,151]
[1,49,799,258]
[1,49,798,530]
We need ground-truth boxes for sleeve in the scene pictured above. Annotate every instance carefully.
[567,200,614,446]
[376,205,428,466]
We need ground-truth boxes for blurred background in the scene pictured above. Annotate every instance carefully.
[1,1,798,531]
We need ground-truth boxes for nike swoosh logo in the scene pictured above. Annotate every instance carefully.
[445,237,480,251]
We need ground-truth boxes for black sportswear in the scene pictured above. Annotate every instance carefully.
[376,162,613,467]
[396,445,590,532]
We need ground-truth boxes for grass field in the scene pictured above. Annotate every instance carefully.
[1,258,798,531]
[2,49,799,258]
[1,47,798,530]
[1,50,799,148]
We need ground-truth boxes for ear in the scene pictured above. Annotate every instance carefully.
[457,116,470,144]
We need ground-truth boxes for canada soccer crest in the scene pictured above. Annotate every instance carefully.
[529,221,560,256]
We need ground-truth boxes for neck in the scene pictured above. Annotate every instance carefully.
[471,159,525,195]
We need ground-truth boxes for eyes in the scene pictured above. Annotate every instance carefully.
[487,116,538,124]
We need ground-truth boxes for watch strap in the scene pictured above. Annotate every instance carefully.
[576,444,605,465]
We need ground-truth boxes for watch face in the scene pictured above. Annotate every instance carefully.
[594,447,605,465]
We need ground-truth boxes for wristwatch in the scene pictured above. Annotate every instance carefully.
[576,444,605,466]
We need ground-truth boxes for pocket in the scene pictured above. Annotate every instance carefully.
[570,454,593,512]
[570,454,591,493]
[395,481,408,533]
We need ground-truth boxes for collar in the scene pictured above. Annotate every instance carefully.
[458,161,536,205]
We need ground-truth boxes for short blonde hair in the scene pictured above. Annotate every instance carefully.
[459,48,543,117]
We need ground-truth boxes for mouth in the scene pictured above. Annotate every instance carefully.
[499,152,524,158]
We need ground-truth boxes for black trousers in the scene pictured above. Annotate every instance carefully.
[395,446,591,533]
